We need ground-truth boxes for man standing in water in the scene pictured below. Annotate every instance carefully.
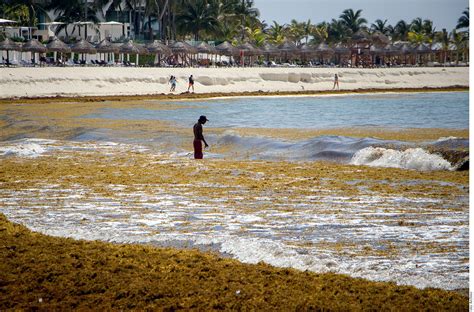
[193,115,209,159]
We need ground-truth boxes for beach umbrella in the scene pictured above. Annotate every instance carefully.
[119,40,144,66]
[351,30,371,45]
[0,37,20,64]
[261,42,279,56]
[22,38,47,53]
[0,37,20,51]
[71,38,97,63]
[169,41,197,54]
[95,38,119,53]
[298,43,316,62]
[46,38,71,53]
[215,41,237,56]
[21,38,47,64]
[315,42,334,59]
[195,41,217,54]
[146,40,171,55]
[236,42,260,66]
[278,40,298,61]
[195,41,217,66]
[168,41,197,66]
[95,39,118,63]
[71,38,97,54]
[371,31,390,46]
[414,43,431,54]
[334,43,351,55]
[146,40,171,66]
[383,44,400,56]
[46,38,71,64]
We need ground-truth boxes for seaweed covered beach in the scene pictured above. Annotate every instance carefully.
[0,89,469,309]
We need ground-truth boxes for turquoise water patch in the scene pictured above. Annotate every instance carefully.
[82,92,468,129]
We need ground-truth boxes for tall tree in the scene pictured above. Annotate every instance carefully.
[370,19,390,35]
[339,8,367,33]
[393,20,410,41]
[175,0,219,41]
[456,7,469,30]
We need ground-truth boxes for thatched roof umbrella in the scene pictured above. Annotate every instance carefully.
[351,30,371,45]
[0,37,20,64]
[414,43,431,65]
[119,40,143,66]
[298,43,315,63]
[21,39,46,65]
[260,42,279,63]
[334,43,350,55]
[215,41,237,56]
[95,39,119,53]
[46,38,71,53]
[195,41,216,54]
[21,38,47,53]
[278,40,297,61]
[383,43,400,56]
[146,40,171,66]
[71,38,97,54]
[70,38,97,63]
[315,42,334,63]
[236,42,260,66]
[95,39,118,64]
[371,31,390,47]
[146,40,171,55]
[195,41,217,66]
[169,41,197,66]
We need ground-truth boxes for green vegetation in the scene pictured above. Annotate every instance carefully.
[0,1,469,53]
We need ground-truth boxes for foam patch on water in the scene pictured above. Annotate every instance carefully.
[0,139,53,157]
[350,147,453,171]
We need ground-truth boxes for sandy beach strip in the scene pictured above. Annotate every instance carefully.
[0,67,468,99]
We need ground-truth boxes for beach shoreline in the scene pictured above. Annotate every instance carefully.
[0,67,468,100]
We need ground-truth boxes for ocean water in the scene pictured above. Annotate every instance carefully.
[0,92,469,291]
[84,92,469,129]
[75,92,470,169]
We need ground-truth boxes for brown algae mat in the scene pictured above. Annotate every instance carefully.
[0,213,468,311]
[0,146,469,310]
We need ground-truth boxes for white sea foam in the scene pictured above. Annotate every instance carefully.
[350,147,453,171]
[0,140,48,157]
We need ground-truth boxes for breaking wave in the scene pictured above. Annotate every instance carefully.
[350,147,454,171]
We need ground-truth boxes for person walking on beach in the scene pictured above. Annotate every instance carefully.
[332,73,339,90]
[188,75,195,93]
[193,115,209,159]
[169,75,177,92]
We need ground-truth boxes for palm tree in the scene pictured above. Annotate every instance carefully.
[267,21,285,44]
[451,29,468,63]
[302,19,313,44]
[410,17,423,33]
[435,28,450,63]
[328,19,351,44]
[371,19,390,35]
[393,20,410,41]
[339,8,367,33]
[3,0,45,27]
[175,0,219,41]
[287,19,304,45]
[456,7,469,30]
[310,23,328,44]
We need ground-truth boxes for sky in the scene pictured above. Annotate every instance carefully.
[253,0,469,31]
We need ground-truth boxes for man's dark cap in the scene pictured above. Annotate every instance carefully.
[199,115,209,122]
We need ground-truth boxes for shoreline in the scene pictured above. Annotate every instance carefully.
[0,86,468,103]
[0,67,468,100]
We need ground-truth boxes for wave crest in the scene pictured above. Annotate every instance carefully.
[350,147,453,171]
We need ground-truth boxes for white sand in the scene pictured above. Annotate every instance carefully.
[0,66,468,98]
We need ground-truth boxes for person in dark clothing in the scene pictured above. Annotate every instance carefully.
[188,75,195,93]
[193,115,209,159]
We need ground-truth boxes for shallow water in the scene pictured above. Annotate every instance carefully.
[84,92,469,129]
[0,92,469,291]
